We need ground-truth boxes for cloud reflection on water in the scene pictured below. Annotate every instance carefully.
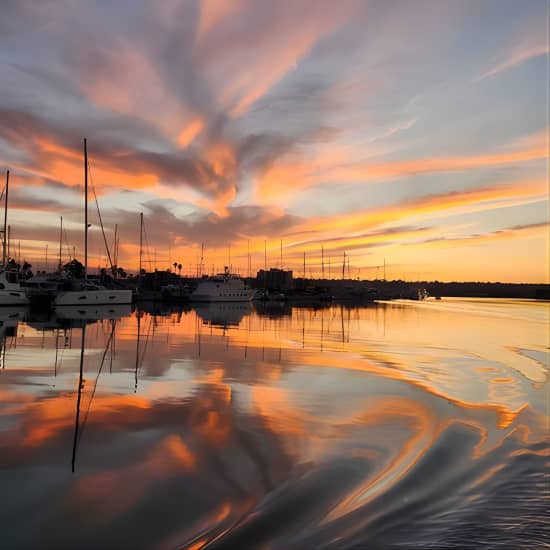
[0,299,548,548]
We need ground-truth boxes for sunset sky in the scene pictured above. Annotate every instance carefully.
[0,0,548,282]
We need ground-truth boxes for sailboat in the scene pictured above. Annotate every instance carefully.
[53,139,132,307]
[0,170,30,306]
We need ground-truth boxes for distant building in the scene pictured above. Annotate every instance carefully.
[257,268,293,290]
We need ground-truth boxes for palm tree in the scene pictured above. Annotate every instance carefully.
[173,261,177,273]
[177,263,182,276]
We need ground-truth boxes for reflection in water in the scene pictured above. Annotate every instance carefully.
[0,299,548,548]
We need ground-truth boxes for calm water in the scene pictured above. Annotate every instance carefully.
[1,298,548,549]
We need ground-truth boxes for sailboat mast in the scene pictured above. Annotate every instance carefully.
[58,216,63,272]
[2,170,9,266]
[83,138,88,280]
[139,212,143,278]
[342,251,346,280]
[113,223,118,278]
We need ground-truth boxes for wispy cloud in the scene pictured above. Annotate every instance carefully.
[476,44,549,81]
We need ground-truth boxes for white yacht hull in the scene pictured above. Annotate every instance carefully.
[0,289,29,306]
[53,289,133,307]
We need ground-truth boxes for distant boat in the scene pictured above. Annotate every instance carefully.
[52,139,132,308]
[190,267,255,302]
[409,288,429,300]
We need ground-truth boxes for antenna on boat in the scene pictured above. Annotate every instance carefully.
[303,251,306,279]
[1,170,8,266]
[321,245,324,279]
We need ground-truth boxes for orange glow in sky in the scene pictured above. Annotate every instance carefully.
[0,1,548,282]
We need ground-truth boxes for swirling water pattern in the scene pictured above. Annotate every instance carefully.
[0,298,548,549]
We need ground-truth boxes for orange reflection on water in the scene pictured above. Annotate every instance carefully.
[0,298,547,548]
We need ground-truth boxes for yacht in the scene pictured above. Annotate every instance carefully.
[51,139,132,309]
[190,267,255,302]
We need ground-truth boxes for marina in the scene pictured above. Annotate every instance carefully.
[1,2,548,548]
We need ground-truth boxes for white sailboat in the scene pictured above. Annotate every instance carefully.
[53,139,132,308]
[190,267,255,302]
[0,170,29,306]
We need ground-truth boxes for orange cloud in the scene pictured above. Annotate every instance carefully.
[177,118,205,148]
[298,180,548,236]
[257,134,548,203]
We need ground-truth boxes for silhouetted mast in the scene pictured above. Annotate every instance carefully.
[342,251,346,280]
[139,212,143,279]
[84,139,88,280]
[321,245,324,279]
[247,239,251,278]
[58,216,63,272]
[2,170,8,266]
[113,223,118,278]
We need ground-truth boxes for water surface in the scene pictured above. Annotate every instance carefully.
[1,298,548,549]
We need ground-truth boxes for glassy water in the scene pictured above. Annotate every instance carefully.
[1,299,548,549]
